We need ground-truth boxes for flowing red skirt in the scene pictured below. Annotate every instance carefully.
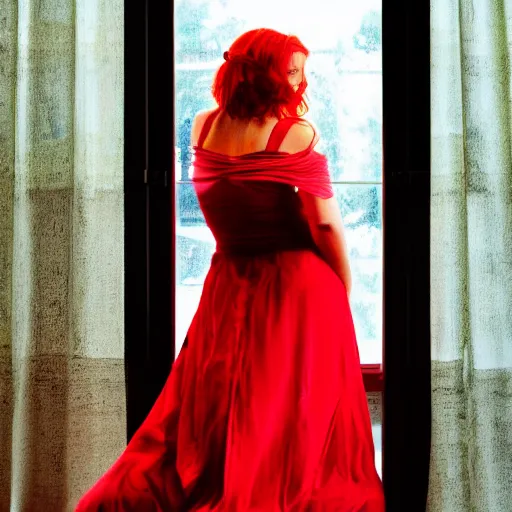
[76,249,384,511]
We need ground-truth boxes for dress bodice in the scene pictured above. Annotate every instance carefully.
[196,178,315,255]
[192,108,334,255]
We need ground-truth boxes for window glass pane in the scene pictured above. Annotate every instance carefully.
[334,185,382,364]
[304,56,382,182]
[175,0,383,364]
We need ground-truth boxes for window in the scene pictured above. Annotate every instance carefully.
[174,0,383,477]
[175,0,383,365]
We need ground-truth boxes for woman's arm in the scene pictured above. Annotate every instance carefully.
[299,192,352,297]
[280,121,352,296]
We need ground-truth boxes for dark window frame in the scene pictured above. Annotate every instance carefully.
[124,0,175,440]
[382,0,431,510]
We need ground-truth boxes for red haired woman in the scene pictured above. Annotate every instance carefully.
[76,28,384,511]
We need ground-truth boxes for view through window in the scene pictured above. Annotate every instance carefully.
[174,0,383,366]
[174,0,383,476]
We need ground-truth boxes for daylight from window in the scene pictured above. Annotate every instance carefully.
[174,0,383,365]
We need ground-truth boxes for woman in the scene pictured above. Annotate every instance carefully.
[76,28,384,511]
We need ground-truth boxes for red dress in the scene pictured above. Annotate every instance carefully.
[76,111,384,511]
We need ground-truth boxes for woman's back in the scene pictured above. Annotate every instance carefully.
[191,107,318,156]
[195,109,280,156]
[191,109,319,255]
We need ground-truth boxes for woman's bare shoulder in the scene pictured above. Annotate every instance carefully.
[279,117,320,154]
[190,108,218,146]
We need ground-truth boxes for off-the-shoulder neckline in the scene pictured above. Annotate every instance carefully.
[193,146,316,159]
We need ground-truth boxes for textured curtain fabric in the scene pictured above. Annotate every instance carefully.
[0,1,125,510]
[429,1,512,511]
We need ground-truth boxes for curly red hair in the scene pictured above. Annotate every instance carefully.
[212,28,310,121]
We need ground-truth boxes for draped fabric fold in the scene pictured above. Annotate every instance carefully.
[0,1,125,509]
[192,146,334,199]
[429,1,512,510]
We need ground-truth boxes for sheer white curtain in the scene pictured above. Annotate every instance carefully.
[429,1,512,510]
[0,1,125,509]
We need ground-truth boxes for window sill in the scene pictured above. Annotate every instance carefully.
[362,364,383,392]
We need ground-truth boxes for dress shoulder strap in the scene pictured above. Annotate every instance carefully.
[197,108,221,148]
[265,117,315,152]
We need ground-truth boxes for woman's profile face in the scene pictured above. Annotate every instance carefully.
[287,51,307,91]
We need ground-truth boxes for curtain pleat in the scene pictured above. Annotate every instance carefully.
[429,1,512,510]
[0,1,126,510]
